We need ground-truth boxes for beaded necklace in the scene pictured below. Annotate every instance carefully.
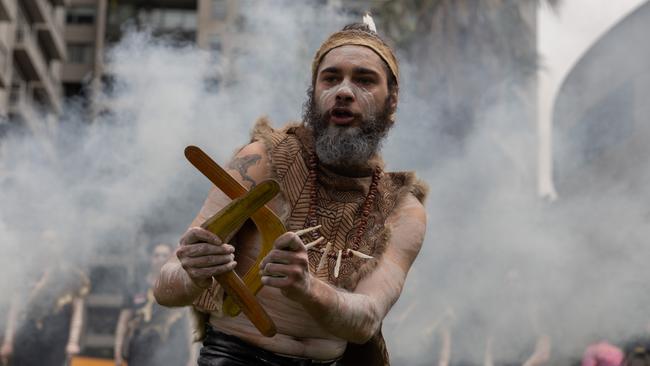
[304,153,382,277]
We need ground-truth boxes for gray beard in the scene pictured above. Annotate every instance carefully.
[314,122,380,168]
[303,93,392,170]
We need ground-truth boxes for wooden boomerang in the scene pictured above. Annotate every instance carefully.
[185,145,287,336]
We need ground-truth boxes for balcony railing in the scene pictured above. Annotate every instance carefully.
[23,0,66,60]
[10,80,29,105]
[39,0,64,34]
[0,0,16,21]
[15,21,47,80]
[14,19,62,113]
[8,81,38,125]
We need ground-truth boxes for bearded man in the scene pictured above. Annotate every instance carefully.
[154,21,427,366]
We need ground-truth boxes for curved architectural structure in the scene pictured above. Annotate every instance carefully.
[552,1,650,196]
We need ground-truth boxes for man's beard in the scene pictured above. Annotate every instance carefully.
[302,90,394,171]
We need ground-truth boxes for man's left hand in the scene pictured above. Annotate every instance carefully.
[260,232,311,301]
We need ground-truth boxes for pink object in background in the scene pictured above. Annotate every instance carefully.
[582,341,625,366]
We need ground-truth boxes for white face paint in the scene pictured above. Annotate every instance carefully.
[311,45,394,171]
[314,45,390,126]
[317,79,378,121]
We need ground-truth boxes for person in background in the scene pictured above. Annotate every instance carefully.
[0,230,89,366]
[582,334,650,366]
[483,269,551,366]
[114,243,193,366]
[582,341,625,366]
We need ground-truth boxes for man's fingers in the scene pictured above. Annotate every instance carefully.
[182,254,235,268]
[260,263,288,277]
[259,249,298,269]
[260,263,304,280]
[261,275,292,288]
[178,243,234,258]
[186,262,237,280]
[181,227,223,246]
[274,232,304,251]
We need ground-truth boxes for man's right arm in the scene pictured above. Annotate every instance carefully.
[154,221,236,307]
[154,141,271,307]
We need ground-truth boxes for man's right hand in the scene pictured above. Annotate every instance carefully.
[177,227,237,288]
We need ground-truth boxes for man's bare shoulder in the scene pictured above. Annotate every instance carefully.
[387,192,427,228]
[227,141,272,188]
[384,192,427,268]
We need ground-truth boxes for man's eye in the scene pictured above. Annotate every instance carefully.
[323,76,338,83]
[357,78,375,85]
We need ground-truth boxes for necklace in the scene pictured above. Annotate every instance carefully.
[304,153,382,277]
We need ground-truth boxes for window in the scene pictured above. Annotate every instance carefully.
[212,0,228,20]
[139,9,196,31]
[66,6,96,24]
[67,43,94,64]
[9,83,23,104]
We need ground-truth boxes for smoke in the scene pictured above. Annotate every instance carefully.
[383,1,650,365]
[1,0,648,365]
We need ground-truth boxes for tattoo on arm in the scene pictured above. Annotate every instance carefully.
[228,154,261,187]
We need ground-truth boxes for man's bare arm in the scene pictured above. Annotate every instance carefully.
[1,297,19,364]
[154,219,233,307]
[114,309,133,365]
[261,194,426,343]
[154,141,271,307]
[65,297,85,357]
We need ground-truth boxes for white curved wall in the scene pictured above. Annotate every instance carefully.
[536,0,648,199]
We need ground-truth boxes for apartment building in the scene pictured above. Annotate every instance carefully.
[61,0,248,106]
[65,1,241,358]
[0,0,375,130]
[0,0,67,131]
[62,0,105,101]
[0,0,233,124]
[62,0,199,114]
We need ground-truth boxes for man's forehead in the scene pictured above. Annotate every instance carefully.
[317,45,385,74]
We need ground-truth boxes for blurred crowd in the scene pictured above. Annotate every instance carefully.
[1,232,649,366]
[0,232,194,366]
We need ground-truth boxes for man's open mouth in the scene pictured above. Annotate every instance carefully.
[330,108,355,125]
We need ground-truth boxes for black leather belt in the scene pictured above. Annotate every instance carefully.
[199,325,339,366]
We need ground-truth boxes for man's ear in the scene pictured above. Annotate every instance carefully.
[389,90,398,114]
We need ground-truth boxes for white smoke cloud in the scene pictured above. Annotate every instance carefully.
[1,1,648,365]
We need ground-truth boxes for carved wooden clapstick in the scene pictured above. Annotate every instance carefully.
[185,146,287,336]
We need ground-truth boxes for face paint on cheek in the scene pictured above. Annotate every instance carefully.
[354,87,377,119]
[318,79,357,111]
[316,80,378,119]
[318,86,337,115]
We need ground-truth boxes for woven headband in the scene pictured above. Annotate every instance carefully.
[311,29,399,87]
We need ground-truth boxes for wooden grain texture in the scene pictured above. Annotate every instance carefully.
[185,146,287,337]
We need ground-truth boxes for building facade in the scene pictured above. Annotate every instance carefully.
[0,0,244,127]
[0,0,67,133]
[552,1,650,197]
[62,0,105,102]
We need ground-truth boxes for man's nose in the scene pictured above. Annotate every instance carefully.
[335,83,354,103]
